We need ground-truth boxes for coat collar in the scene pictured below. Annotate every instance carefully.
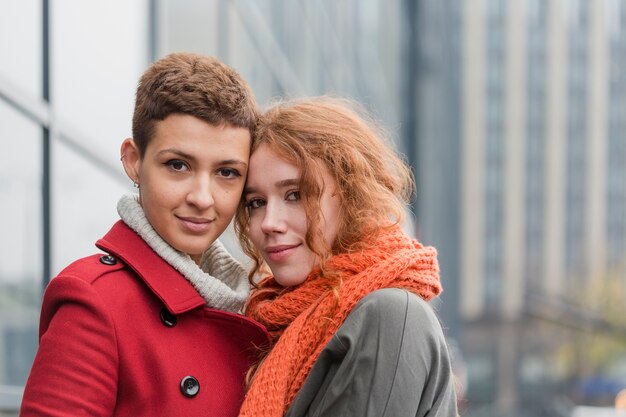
[96,221,206,314]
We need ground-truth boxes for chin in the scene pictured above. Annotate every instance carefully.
[275,274,307,288]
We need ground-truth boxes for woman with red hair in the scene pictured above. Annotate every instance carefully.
[235,96,458,417]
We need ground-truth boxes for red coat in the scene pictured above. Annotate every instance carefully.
[20,221,269,417]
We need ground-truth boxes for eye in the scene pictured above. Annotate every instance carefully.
[246,198,266,210]
[165,159,189,172]
[286,190,300,201]
[218,167,242,178]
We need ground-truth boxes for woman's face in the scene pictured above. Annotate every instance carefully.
[121,114,250,264]
[244,144,341,287]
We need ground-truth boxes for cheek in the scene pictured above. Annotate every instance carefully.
[319,204,341,245]
[138,181,160,211]
[217,185,245,211]
[290,207,309,234]
[247,215,264,245]
[221,193,239,212]
[142,174,179,201]
[327,212,341,241]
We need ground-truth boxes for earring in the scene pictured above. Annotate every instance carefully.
[133,180,139,188]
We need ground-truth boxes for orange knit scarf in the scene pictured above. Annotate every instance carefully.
[239,226,442,417]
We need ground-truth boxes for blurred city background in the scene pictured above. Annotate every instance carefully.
[1,1,625,416]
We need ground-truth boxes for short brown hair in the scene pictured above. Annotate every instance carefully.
[132,52,258,157]
[235,96,415,282]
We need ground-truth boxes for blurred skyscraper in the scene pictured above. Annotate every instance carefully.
[453,0,626,415]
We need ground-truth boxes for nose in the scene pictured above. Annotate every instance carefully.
[186,175,214,209]
[260,201,287,234]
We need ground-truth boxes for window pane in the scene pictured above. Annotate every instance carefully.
[52,141,128,275]
[0,99,42,387]
[0,0,42,99]
[52,0,148,166]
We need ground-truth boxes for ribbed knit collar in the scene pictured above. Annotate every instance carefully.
[116,193,249,313]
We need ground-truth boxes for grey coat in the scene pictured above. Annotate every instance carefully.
[285,288,458,417]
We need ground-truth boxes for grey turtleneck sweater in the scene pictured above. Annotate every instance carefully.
[117,193,250,313]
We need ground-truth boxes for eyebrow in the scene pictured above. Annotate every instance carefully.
[244,178,299,196]
[156,148,248,167]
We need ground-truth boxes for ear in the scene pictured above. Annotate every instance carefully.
[120,138,141,184]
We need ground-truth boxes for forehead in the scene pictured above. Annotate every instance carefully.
[248,144,299,179]
[248,144,338,191]
[147,114,251,160]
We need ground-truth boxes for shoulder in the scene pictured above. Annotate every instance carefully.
[44,253,137,312]
[349,288,439,327]
[331,288,444,353]
[39,255,127,335]
[55,253,126,286]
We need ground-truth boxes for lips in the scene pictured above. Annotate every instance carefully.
[177,216,213,233]
[264,244,300,262]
